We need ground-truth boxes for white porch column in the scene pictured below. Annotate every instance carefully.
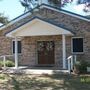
[15,37,18,69]
[62,35,66,69]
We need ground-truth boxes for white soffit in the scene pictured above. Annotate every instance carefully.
[6,18,73,37]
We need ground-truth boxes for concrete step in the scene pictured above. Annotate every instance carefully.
[1,67,69,75]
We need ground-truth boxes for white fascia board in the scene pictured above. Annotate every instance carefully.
[1,4,89,32]
[0,12,31,31]
[6,18,73,37]
[6,19,36,37]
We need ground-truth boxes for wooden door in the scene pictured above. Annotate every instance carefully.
[37,41,55,65]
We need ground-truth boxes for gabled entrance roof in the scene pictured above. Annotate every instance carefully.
[6,17,73,37]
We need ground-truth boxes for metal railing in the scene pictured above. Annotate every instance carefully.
[0,55,14,69]
[67,55,77,74]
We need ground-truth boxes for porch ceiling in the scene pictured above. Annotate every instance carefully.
[6,17,73,37]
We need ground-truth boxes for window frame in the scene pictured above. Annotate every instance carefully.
[12,40,22,54]
[71,37,84,54]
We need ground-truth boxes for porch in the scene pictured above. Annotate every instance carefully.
[1,66,69,75]
[5,17,73,70]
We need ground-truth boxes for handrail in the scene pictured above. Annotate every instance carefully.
[0,54,14,69]
[67,55,77,74]
[0,54,14,57]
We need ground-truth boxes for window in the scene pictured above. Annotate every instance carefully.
[72,38,84,53]
[13,41,21,53]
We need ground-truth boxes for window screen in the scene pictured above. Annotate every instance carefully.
[13,41,21,53]
[72,38,83,53]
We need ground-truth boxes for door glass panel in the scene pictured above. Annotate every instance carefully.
[37,42,44,51]
[46,41,54,51]
[37,41,55,65]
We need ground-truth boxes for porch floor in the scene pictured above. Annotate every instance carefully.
[1,66,69,75]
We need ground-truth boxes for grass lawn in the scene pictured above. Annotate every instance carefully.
[0,73,90,90]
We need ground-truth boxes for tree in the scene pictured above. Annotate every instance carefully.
[20,0,38,12]
[20,0,90,12]
[49,0,61,5]
[61,0,90,12]
[0,0,9,25]
[20,0,61,12]
[0,13,8,24]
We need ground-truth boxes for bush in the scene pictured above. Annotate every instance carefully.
[87,63,90,67]
[79,60,88,73]
[0,61,4,67]
[0,60,14,67]
[73,61,81,74]
[5,60,15,67]
[73,60,88,74]
[0,74,5,80]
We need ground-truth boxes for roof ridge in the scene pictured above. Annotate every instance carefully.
[41,4,90,22]
[5,16,74,36]
[0,4,90,31]
[0,4,42,30]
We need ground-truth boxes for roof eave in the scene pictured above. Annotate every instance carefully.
[0,4,89,31]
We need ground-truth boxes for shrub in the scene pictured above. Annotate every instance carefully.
[73,61,81,74]
[79,60,88,73]
[0,60,14,67]
[0,74,5,80]
[73,60,88,74]
[5,60,15,67]
[87,63,90,67]
[0,61,4,67]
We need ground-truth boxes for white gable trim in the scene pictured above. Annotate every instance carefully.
[0,4,89,31]
[6,18,73,37]
[0,12,31,31]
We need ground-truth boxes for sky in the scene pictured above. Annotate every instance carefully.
[62,0,90,17]
[0,0,24,20]
[0,0,90,22]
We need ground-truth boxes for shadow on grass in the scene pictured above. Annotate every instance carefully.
[11,77,21,90]
[0,70,90,90]
[47,70,90,90]
[9,74,90,90]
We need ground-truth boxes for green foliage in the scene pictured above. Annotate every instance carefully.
[87,63,90,67]
[48,0,61,4]
[74,60,88,74]
[0,1,9,24]
[20,0,61,12]
[73,61,81,74]
[0,13,9,24]
[5,60,15,67]
[0,74,5,80]
[0,60,14,67]
[0,61,3,67]
[74,61,81,69]
[79,60,88,73]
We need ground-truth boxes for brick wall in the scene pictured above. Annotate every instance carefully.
[0,6,90,68]
[18,35,71,68]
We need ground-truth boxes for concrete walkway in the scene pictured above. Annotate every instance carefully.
[0,66,69,75]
